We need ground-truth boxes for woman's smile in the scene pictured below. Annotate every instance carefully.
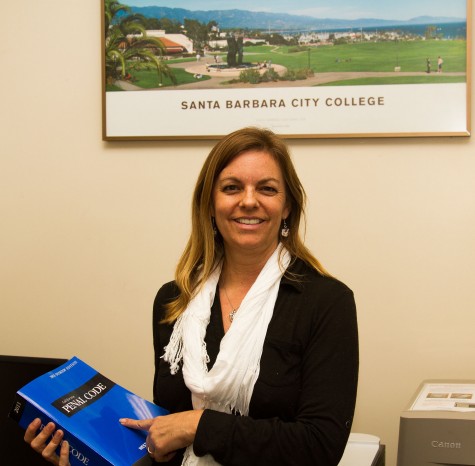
[234,217,264,225]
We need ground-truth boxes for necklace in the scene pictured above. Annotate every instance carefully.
[223,286,239,322]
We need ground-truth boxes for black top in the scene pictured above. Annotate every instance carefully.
[153,258,359,466]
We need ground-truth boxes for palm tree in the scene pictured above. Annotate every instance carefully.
[155,58,178,87]
[104,0,177,86]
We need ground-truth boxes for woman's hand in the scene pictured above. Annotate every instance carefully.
[120,410,203,463]
[24,418,71,466]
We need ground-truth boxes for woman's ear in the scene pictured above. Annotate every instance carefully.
[283,202,291,220]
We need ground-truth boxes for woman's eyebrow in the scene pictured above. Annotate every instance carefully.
[219,176,279,182]
[257,177,280,184]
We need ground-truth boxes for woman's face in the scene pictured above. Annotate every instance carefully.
[212,150,290,260]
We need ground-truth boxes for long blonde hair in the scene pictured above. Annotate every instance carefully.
[163,127,330,323]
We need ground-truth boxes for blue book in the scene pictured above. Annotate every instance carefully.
[9,356,168,466]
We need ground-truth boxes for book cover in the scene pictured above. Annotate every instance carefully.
[9,356,168,466]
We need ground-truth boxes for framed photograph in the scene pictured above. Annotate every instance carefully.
[102,0,471,140]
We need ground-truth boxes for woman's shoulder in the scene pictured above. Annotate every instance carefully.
[286,257,354,299]
[153,280,180,319]
[155,280,180,299]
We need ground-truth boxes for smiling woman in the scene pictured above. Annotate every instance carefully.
[143,127,359,465]
[26,127,359,466]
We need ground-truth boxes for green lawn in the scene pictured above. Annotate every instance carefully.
[317,75,466,86]
[106,66,210,91]
[132,67,211,89]
[108,39,466,90]
[243,40,466,73]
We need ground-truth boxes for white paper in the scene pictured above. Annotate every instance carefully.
[410,383,475,412]
[338,433,381,466]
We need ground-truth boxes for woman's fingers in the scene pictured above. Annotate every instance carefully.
[24,418,42,444]
[119,417,154,431]
[41,429,64,463]
[24,419,70,466]
[58,440,71,466]
[28,421,56,453]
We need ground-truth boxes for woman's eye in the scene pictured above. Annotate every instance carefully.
[222,185,240,192]
[261,186,278,194]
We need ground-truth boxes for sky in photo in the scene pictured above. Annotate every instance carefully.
[122,0,466,21]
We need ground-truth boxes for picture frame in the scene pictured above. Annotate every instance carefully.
[102,0,471,140]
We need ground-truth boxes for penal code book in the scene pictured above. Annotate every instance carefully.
[9,356,168,466]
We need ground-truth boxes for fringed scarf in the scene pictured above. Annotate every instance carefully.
[163,244,291,465]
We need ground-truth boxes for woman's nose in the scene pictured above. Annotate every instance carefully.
[239,188,259,208]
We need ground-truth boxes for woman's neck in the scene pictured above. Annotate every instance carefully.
[220,245,278,287]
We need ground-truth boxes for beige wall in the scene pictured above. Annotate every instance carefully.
[1,2,473,465]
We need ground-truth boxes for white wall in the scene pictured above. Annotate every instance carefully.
[1,2,474,465]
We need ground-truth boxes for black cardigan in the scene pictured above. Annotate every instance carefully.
[152,258,359,466]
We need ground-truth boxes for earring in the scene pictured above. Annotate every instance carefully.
[281,219,289,238]
[212,217,217,236]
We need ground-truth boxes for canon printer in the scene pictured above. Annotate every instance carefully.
[397,380,475,466]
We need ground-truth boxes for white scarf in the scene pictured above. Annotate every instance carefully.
[163,244,291,466]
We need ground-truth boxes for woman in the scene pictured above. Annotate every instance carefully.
[25,127,358,466]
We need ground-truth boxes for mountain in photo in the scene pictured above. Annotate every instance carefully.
[124,5,464,30]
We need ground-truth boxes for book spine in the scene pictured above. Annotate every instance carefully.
[10,393,111,466]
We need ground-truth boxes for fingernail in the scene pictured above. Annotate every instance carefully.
[119,418,127,424]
